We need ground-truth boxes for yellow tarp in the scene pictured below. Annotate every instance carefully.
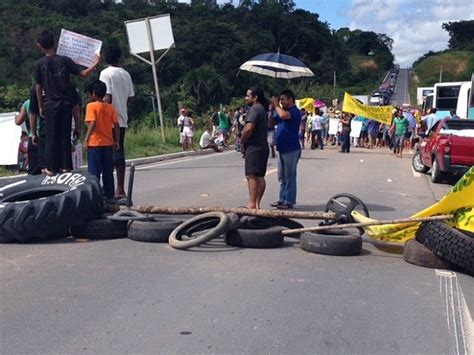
[296,98,315,114]
[342,92,393,125]
[352,166,474,243]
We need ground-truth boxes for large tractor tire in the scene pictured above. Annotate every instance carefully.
[0,172,102,243]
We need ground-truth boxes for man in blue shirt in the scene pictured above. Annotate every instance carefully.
[269,90,302,209]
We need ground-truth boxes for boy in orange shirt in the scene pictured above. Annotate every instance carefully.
[84,80,120,201]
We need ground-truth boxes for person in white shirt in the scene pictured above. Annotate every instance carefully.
[177,108,194,151]
[311,109,324,150]
[305,112,314,145]
[199,126,220,152]
[99,45,135,200]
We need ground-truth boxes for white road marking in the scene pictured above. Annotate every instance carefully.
[136,151,234,171]
[0,180,26,192]
[435,270,473,355]
[411,166,421,178]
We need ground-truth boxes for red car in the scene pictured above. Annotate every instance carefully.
[412,118,474,183]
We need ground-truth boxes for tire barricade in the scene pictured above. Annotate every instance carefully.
[1,175,472,276]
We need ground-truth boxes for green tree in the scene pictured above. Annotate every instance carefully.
[442,20,474,51]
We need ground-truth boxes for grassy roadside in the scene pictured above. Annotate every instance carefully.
[0,167,21,178]
[0,125,205,178]
[413,51,474,87]
[409,70,418,107]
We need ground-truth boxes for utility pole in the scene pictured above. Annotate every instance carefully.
[439,65,443,83]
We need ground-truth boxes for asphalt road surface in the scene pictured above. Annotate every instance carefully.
[390,68,411,107]
[1,146,473,354]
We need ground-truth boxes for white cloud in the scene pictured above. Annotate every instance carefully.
[346,0,474,66]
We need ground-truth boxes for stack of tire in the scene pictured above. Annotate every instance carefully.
[125,212,364,256]
[403,222,474,276]
[0,172,103,243]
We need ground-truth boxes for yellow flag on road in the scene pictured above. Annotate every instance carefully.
[296,98,315,114]
[352,167,474,243]
[342,92,393,125]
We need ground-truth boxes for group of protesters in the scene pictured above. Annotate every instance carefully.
[201,92,454,209]
[290,105,433,158]
[14,30,134,203]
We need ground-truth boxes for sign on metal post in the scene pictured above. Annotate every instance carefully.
[125,14,175,142]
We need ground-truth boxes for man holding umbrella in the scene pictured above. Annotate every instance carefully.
[269,90,302,209]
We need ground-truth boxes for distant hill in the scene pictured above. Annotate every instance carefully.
[412,50,474,88]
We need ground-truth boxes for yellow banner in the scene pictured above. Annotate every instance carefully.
[352,167,474,243]
[296,98,315,114]
[342,92,393,125]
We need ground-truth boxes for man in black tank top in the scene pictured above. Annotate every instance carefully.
[240,88,270,209]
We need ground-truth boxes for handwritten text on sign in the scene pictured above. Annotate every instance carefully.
[56,29,102,67]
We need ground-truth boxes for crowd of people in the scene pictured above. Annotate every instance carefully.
[14,30,134,203]
[12,31,457,210]
[189,90,458,210]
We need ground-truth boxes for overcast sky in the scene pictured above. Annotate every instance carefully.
[295,0,474,67]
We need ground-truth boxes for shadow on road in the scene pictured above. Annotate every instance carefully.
[439,173,463,186]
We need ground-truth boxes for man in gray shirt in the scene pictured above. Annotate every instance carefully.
[240,87,269,209]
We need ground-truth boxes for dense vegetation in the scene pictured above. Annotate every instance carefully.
[0,0,394,124]
[412,20,474,88]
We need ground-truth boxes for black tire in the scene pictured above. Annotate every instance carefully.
[225,226,285,248]
[71,215,128,240]
[128,219,183,243]
[237,215,304,230]
[403,239,453,269]
[416,221,474,275]
[315,228,350,236]
[169,212,232,250]
[431,157,443,183]
[299,232,362,256]
[0,172,102,243]
[412,150,429,173]
[108,211,190,223]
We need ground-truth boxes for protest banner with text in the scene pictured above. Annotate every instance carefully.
[342,92,393,125]
[56,29,102,67]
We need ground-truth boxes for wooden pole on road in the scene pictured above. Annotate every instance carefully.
[281,214,454,235]
[111,205,338,220]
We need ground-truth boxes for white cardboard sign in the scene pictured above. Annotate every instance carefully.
[328,118,339,135]
[56,29,102,67]
[0,113,22,165]
[350,120,363,138]
[125,14,175,54]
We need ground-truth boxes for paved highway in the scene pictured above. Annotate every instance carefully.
[390,68,411,107]
[1,146,473,354]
